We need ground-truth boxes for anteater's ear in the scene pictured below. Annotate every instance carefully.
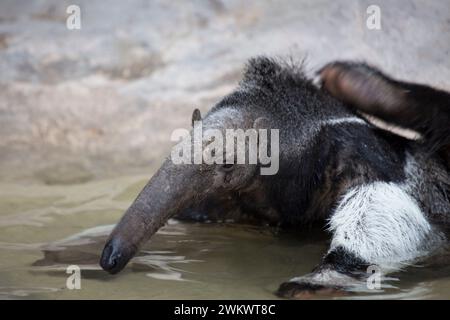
[319,61,450,156]
[191,108,202,127]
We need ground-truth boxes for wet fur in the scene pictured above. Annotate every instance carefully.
[180,57,450,297]
[102,56,450,299]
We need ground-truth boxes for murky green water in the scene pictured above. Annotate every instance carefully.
[0,174,450,299]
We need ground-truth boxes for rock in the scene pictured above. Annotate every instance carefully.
[0,0,449,181]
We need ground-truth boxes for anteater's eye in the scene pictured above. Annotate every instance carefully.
[221,163,234,171]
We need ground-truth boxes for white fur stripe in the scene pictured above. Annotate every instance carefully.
[322,117,367,126]
[328,182,433,269]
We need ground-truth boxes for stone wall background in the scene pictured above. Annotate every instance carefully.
[0,0,449,184]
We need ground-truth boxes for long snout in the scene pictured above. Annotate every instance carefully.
[100,161,198,274]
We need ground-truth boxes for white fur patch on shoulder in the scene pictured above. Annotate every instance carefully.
[328,182,435,269]
[321,117,367,126]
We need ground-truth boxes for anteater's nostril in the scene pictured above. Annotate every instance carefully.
[99,239,134,274]
[108,256,117,269]
[100,241,119,272]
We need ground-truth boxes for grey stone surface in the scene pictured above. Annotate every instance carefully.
[0,0,449,183]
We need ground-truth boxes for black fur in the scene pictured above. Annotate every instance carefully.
[319,246,369,276]
[320,61,450,160]
[212,57,411,226]
[181,58,422,229]
[104,56,450,299]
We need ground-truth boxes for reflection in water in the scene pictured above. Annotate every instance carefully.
[0,175,449,299]
[0,287,60,299]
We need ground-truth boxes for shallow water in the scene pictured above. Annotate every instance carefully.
[0,174,450,300]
